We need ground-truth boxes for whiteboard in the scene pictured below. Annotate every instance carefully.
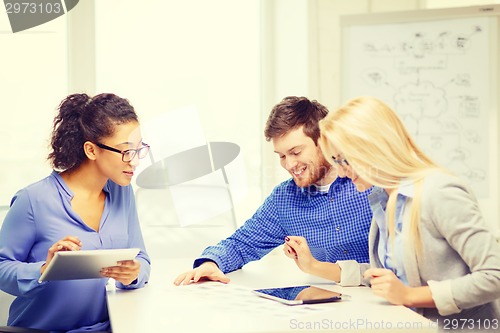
[340,5,499,200]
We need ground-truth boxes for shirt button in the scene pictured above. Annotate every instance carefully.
[329,198,334,202]
[335,226,340,231]
[343,250,348,255]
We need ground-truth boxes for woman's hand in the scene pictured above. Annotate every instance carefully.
[364,268,436,308]
[41,236,82,274]
[284,236,342,282]
[101,260,141,286]
[364,268,411,305]
[284,236,317,274]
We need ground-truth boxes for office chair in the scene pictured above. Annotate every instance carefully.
[134,141,241,259]
[134,105,242,229]
[135,141,240,229]
[0,290,48,333]
[0,205,8,227]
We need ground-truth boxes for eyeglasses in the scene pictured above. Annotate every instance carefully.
[331,156,349,167]
[96,142,150,162]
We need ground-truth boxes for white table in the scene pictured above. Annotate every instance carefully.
[106,253,438,332]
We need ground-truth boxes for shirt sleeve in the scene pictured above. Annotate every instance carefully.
[426,176,500,315]
[427,279,461,316]
[195,189,287,273]
[336,260,370,286]
[0,189,48,297]
[115,186,151,289]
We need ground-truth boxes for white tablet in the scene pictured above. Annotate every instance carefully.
[252,285,350,305]
[39,248,140,282]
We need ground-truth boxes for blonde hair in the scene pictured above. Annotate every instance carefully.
[319,96,442,257]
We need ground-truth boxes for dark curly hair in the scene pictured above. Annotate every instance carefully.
[48,93,138,171]
[264,96,329,145]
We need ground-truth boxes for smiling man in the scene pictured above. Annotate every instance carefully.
[174,96,373,286]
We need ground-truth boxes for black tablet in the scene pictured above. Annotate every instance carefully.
[39,248,140,282]
[252,285,350,305]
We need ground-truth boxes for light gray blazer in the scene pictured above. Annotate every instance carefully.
[369,171,500,322]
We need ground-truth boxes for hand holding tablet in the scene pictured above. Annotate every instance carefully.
[39,248,140,282]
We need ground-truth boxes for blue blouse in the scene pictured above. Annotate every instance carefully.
[195,177,373,273]
[0,171,150,332]
[368,185,411,285]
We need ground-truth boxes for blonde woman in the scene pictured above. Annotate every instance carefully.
[289,96,500,325]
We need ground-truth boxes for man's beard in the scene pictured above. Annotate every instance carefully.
[293,155,332,188]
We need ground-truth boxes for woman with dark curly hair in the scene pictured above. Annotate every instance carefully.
[0,93,151,332]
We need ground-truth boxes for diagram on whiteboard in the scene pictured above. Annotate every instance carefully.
[342,17,492,196]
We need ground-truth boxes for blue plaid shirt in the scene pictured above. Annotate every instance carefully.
[195,177,373,273]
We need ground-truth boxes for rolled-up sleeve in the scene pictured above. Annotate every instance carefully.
[428,279,461,316]
[337,260,370,286]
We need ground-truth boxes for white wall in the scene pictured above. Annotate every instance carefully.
[0,0,498,232]
[260,0,322,196]
[92,0,262,226]
[0,1,263,227]
[0,13,67,206]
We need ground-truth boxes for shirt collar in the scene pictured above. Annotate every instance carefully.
[397,179,415,198]
[315,183,331,194]
[300,179,335,196]
[51,170,111,198]
[367,187,387,210]
[52,170,73,198]
[368,179,415,205]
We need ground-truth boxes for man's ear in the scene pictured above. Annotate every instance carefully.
[84,141,98,161]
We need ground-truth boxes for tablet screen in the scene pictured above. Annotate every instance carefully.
[253,285,347,305]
